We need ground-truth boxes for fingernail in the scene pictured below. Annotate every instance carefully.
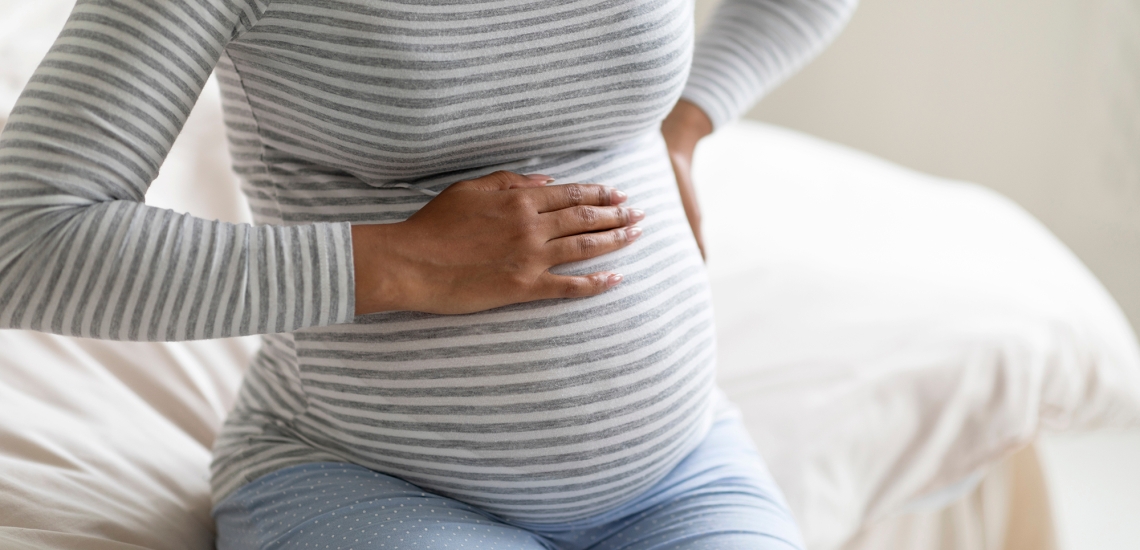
[526,173,554,183]
[612,189,628,204]
[607,273,624,286]
[626,226,643,241]
[627,208,645,222]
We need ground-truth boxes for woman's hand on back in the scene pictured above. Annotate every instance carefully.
[351,171,645,315]
[661,99,714,260]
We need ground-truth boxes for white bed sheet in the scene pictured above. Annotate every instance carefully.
[3,3,1140,549]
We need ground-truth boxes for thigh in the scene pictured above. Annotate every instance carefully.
[590,480,803,550]
[214,462,551,550]
[545,411,804,550]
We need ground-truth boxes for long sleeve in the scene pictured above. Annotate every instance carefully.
[0,0,355,341]
[683,0,859,129]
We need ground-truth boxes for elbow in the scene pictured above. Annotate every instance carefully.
[0,196,93,331]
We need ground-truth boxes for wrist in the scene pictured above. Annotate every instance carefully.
[351,223,406,315]
[661,99,713,157]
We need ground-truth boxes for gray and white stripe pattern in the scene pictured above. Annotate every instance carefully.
[0,0,856,523]
[0,0,354,339]
[685,0,857,127]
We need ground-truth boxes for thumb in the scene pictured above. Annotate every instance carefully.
[532,271,622,300]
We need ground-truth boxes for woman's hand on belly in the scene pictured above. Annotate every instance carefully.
[351,171,645,315]
[661,99,714,260]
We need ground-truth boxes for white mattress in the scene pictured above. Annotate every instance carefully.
[3,2,1140,549]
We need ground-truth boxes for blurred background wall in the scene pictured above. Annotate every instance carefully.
[695,0,1140,337]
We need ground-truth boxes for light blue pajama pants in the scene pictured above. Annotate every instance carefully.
[214,413,803,550]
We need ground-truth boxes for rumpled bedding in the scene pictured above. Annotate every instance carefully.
[697,123,1140,548]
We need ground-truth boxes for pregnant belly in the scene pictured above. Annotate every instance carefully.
[273,132,716,523]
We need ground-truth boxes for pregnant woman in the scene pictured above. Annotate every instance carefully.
[0,0,855,547]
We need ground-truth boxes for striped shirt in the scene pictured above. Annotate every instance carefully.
[0,0,856,523]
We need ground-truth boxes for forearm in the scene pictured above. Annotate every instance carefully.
[661,99,714,258]
[0,194,354,340]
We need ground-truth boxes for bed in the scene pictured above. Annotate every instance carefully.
[3,3,1140,549]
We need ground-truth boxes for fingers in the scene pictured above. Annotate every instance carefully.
[533,272,624,300]
[524,183,627,212]
[460,171,553,191]
[543,205,645,238]
[546,225,642,264]
[454,173,630,217]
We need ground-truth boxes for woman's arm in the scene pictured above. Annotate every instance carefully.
[665,0,859,255]
[683,0,860,130]
[0,0,638,341]
[662,100,714,259]
[0,0,319,341]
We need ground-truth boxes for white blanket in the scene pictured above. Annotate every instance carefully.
[697,123,1140,547]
